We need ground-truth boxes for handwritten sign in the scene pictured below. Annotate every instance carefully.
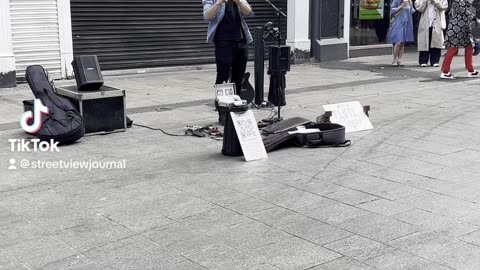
[215,83,236,98]
[230,110,268,162]
[323,101,373,133]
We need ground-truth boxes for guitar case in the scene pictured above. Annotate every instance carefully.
[24,65,85,145]
[262,121,350,152]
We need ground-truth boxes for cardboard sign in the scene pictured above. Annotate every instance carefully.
[323,101,373,133]
[215,83,236,98]
[230,110,268,162]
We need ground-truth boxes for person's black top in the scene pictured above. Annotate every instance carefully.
[215,1,244,42]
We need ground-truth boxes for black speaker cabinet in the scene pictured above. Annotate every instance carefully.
[55,85,126,134]
[72,55,104,91]
[268,46,291,73]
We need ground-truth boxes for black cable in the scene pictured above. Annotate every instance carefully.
[133,123,188,137]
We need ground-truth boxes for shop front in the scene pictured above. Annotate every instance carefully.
[349,0,393,57]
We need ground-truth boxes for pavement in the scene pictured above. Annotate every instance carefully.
[1,51,480,270]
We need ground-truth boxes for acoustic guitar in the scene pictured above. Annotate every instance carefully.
[239,72,255,104]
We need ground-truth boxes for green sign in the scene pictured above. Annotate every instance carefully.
[359,0,384,20]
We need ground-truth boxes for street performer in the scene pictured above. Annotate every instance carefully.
[202,0,254,123]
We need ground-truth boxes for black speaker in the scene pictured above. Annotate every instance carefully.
[268,46,291,73]
[72,55,104,91]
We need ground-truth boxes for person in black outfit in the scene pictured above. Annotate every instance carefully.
[203,0,253,123]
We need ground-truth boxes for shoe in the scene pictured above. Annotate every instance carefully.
[397,61,405,67]
[420,63,427,67]
[440,72,456,79]
[433,63,440,67]
[467,70,480,77]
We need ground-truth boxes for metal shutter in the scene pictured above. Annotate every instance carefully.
[10,0,63,79]
[70,0,286,70]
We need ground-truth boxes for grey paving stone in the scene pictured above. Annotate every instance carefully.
[0,217,48,249]
[396,192,480,219]
[365,182,425,200]
[393,209,479,237]
[183,243,262,270]
[324,235,395,261]
[338,214,420,242]
[6,235,78,270]
[356,199,414,216]
[140,192,217,220]
[389,230,467,261]
[142,222,218,255]
[261,187,337,214]
[209,220,291,252]
[224,196,276,215]
[365,249,452,270]
[0,249,26,270]
[316,186,379,206]
[280,218,352,246]
[52,218,136,252]
[36,254,104,270]
[460,229,480,246]
[251,237,341,270]
[248,264,281,270]
[248,207,308,228]
[84,234,184,270]
[431,243,480,270]
[181,207,250,236]
[308,203,373,226]
[310,256,376,270]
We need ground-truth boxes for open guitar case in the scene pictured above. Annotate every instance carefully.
[262,117,351,152]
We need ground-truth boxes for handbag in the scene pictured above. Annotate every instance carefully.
[390,2,407,24]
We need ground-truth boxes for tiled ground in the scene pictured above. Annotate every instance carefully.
[1,52,480,269]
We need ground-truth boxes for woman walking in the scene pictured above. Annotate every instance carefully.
[441,0,479,79]
[415,0,448,67]
[388,0,415,66]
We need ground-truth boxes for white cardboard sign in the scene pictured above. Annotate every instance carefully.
[215,83,235,98]
[230,110,268,162]
[323,101,373,133]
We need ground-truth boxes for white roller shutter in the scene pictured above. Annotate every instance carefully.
[10,0,62,79]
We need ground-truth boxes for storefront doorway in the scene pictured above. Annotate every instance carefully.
[350,0,390,46]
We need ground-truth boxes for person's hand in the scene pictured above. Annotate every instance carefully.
[233,0,242,4]
[216,0,226,4]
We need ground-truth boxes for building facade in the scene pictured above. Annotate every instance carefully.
[1,0,376,87]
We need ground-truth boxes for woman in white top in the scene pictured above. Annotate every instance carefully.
[415,0,448,67]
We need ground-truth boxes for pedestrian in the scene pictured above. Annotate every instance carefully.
[415,0,448,67]
[388,0,415,67]
[202,0,254,123]
[440,0,479,79]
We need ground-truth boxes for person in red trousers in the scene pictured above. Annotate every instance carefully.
[440,0,479,79]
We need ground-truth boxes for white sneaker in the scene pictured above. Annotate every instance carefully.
[467,70,480,77]
[440,72,456,79]
[420,64,427,67]
[433,63,440,67]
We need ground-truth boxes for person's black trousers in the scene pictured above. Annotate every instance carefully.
[419,27,441,66]
[214,40,249,93]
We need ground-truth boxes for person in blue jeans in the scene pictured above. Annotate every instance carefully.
[203,0,254,123]
[388,0,415,66]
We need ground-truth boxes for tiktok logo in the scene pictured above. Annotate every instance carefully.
[20,99,49,134]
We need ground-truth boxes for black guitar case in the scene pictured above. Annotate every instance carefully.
[239,72,255,104]
[25,65,85,145]
[262,121,350,152]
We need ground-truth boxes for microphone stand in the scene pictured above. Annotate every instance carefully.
[265,0,287,123]
[265,0,286,47]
